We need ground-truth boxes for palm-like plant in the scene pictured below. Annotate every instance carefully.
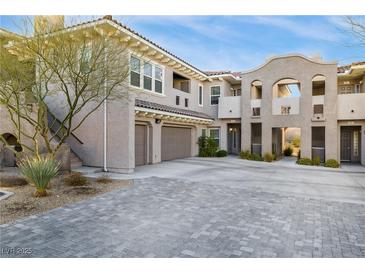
[19,155,60,197]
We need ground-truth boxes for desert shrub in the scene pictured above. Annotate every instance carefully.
[64,172,88,186]
[215,150,228,157]
[297,157,313,166]
[249,153,263,161]
[263,153,273,162]
[283,146,293,156]
[324,159,340,168]
[312,156,321,166]
[96,174,112,184]
[240,150,251,159]
[198,136,218,157]
[18,155,60,197]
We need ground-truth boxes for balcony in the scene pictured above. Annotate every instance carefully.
[272,97,300,115]
[312,95,325,121]
[338,93,365,120]
[218,96,241,119]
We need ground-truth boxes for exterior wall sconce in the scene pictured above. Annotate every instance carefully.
[155,118,162,124]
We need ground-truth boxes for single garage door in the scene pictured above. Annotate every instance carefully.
[161,126,191,161]
[135,125,147,166]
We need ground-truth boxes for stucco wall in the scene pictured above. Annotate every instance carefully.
[240,55,338,160]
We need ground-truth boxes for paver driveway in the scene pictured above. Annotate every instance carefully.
[1,157,365,257]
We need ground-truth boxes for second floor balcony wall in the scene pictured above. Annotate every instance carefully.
[338,93,365,120]
[218,96,241,119]
[272,97,300,115]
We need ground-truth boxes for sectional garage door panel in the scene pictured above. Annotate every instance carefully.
[135,125,147,166]
[161,127,191,161]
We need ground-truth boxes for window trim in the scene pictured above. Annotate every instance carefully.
[129,53,165,96]
[198,84,203,107]
[210,85,221,106]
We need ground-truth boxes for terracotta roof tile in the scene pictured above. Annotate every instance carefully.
[135,99,213,120]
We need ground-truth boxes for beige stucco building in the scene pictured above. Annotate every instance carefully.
[1,16,365,171]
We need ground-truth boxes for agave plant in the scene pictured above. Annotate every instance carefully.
[19,155,61,197]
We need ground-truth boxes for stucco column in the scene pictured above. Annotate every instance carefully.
[301,125,311,159]
[241,121,251,151]
[151,122,162,164]
[261,122,272,155]
[220,123,227,150]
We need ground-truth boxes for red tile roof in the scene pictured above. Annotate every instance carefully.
[337,61,365,73]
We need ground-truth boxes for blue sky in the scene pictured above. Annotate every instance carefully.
[1,15,364,71]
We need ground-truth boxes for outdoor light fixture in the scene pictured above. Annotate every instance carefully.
[155,118,161,124]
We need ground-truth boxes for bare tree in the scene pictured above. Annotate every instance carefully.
[344,16,365,46]
[0,16,130,158]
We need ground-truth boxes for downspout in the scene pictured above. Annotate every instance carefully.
[103,37,108,172]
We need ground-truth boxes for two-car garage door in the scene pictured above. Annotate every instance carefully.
[161,126,192,161]
[135,125,192,166]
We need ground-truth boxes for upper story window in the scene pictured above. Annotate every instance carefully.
[130,55,163,94]
[355,84,361,93]
[185,98,189,107]
[173,72,190,93]
[143,63,152,91]
[155,66,163,93]
[80,43,93,74]
[198,85,203,106]
[176,95,180,105]
[210,86,221,105]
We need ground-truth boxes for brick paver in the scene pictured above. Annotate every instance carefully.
[1,176,365,258]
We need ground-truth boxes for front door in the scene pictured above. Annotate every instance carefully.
[341,126,361,163]
[227,124,241,154]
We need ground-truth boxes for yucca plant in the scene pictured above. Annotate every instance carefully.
[19,155,61,197]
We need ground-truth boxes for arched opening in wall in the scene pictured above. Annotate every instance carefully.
[272,127,301,158]
[250,80,262,117]
[272,78,301,115]
[312,75,326,119]
[1,133,22,167]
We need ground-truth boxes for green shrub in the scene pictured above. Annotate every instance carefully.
[312,156,321,166]
[324,159,340,168]
[297,149,301,160]
[240,150,251,159]
[249,153,263,161]
[292,136,301,148]
[64,172,88,186]
[19,155,60,197]
[96,174,112,184]
[263,153,273,162]
[198,136,218,157]
[297,157,313,166]
[215,150,228,157]
[283,146,293,156]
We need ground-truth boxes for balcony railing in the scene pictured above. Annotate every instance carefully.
[218,96,241,119]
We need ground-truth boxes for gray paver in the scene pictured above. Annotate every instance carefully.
[1,158,365,258]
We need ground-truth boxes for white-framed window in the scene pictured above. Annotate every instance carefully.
[355,84,361,93]
[198,84,203,106]
[155,66,163,94]
[143,62,152,91]
[209,128,220,146]
[130,55,141,88]
[130,54,164,94]
[80,42,93,74]
[210,86,221,105]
